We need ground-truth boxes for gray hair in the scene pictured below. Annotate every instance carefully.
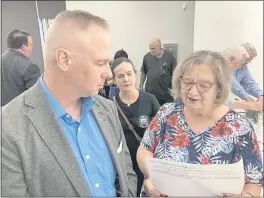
[241,42,258,57]
[222,45,249,63]
[171,50,232,104]
[53,10,108,30]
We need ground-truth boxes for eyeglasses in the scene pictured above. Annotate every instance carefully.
[180,77,214,93]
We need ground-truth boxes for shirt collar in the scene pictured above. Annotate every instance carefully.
[40,75,95,119]
[40,75,66,118]
[81,96,95,116]
[8,48,28,59]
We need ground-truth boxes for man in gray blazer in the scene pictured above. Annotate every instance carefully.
[2,10,137,197]
[1,29,40,106]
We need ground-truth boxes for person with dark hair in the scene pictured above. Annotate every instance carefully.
[1,29,40,106]
[110,57,160,196]
[114,49,128,60]
[107,49,129,99]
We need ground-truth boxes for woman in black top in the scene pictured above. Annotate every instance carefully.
[110,57,160,196]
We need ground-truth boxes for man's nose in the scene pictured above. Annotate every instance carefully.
[103,66,113,79]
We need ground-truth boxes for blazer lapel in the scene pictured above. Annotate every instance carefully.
[92,101,126,195]
[25,81,90,197]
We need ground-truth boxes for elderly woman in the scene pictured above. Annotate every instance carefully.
[137,50,262,197]
[110,57,160,196]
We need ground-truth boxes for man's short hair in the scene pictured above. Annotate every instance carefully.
[54,10,108,30]
[241,42,258,57]
[7,29,30,49]
[222,45,249,63]
[114,49,128,60]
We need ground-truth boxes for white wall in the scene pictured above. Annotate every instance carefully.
[194,1,263,88]
[66,1,195,87]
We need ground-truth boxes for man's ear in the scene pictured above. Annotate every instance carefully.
[56,48,71,72]
[20,44,27,52]
[229,56,236,63]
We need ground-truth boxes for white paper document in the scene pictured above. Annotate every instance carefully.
[146,158,245,196]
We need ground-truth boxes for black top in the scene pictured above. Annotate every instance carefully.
[114,91,160,169]
[1,49,40,106]
[141,50,177,100]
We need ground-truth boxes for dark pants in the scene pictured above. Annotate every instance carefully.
[134,168,144,197]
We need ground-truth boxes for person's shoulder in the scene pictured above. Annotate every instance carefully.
[2,91,29,137]
[140,91,157,102]
[2,91,27,114]
[13,53,34,71]
[156,101,180,117]
[163,49,175,59]
[143,52,152,59]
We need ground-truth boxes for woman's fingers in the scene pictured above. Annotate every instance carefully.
[144,178,167,197]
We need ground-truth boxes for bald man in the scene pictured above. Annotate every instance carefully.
[140,38,177,105]
[2,10,137,197]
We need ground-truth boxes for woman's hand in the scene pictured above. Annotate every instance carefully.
[143,178,168,197]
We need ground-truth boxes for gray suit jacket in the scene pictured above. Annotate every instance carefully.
[1,80,137,197]
[1,49,40,106]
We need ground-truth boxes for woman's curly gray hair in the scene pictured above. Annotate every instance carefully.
[170,50,232,104]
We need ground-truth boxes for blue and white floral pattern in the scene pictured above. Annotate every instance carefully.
[141,102,263,186]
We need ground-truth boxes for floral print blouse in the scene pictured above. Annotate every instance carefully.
[141,102,263,186]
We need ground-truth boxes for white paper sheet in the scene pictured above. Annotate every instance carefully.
[146,158,245,196]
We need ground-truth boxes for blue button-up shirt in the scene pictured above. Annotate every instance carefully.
[40,77,117,196]
[231,65,263,100]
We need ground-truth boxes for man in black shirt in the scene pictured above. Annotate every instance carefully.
[140,38,177,105]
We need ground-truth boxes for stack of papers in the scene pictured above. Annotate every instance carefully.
[146,158,245,196]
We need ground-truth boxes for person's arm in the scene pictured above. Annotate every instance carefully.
[168,56,177,89]
[140,56,147,90]
[171,55,177,74]
[230,99,263,111]
[2,133,30,196]
[231,76,253,101]
[140,73,146,91]
[137,145,153,179]
[257,95,263,102]
[239,66,263,99]
[225,92,263,111]
[24,63,41,89]
[137,107,167,197]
